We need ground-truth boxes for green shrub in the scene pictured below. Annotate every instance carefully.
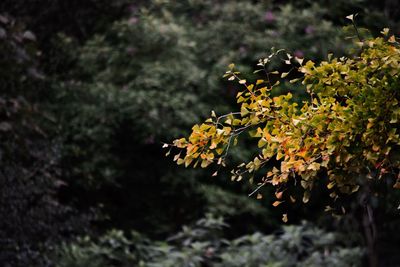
[55,216,362,267]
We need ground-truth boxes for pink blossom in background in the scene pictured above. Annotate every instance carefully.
[239,46,247,55]
[128,4,138,14]
[264,11,276,23]
[270,30,279,37]
[126,47,137,56]
[128,17,139,25]
[305,25,315,35]
[144,135,155,145]
[294,50,304,59]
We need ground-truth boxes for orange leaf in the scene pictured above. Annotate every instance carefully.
[275,191,283,199]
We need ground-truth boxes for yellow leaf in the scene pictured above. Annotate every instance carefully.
[184,158,193,167]
[307,162,320,171]
[173,153,181,161]
[295,57,304,65]
[302,191,310,203]
[292,118,301,126]
[282,213,288,223]
[281,72,289,78]
[258,138,267,148]
[216,148,224,155]
[233,137,238,146]
[209,142,217,149]
[297,148,308,159]
[394,182,400,189]
[351,185,360,193]
[290,78,301,83]
[381,28,389,36]
[201,160,210,168]
[327,182,335,189]
[276,151,284,160]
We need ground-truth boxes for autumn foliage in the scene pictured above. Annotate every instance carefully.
[168,29,400,213]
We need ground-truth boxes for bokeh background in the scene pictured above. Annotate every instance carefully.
[0,0,400,266]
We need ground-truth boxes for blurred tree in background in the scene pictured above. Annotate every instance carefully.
[0,15,90,266]
[0,0,399,266]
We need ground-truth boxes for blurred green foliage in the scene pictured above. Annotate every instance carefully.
[0,0,399,265]
[55,215,362,267]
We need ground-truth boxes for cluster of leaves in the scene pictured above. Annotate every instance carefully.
[169,29,400,218]
[54,230,152,267]
[55,215,362,267]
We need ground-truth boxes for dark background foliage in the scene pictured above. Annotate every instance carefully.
[0,0,400,266]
